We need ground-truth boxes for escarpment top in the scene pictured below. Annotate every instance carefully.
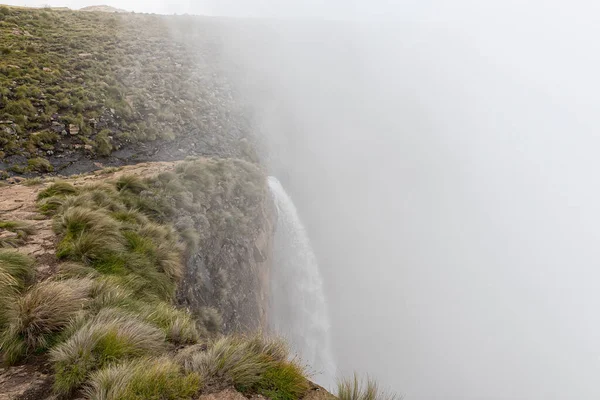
[0,5,255,179]
[79,5,129,13]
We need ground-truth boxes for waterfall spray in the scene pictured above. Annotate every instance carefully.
[267,176,337,388]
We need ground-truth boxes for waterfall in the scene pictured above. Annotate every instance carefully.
[267,176,337,388]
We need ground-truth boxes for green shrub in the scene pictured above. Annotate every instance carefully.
[51,308,166,395]
[337,375,399,400]
[95,130,113,156]
[30,131,60,150]
[0,279,92,365]
[27,157,54,173]
[84,357,201,400]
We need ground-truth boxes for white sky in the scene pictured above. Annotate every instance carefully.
[1,0,360,17]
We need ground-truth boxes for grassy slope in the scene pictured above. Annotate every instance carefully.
[0,5,247,176]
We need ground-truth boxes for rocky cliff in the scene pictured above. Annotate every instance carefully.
[0,159,280,399]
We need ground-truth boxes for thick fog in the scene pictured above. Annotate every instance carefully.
[208,3,600,399]
[10,0,600,398]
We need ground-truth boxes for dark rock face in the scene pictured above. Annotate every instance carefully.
[178,186,275,333]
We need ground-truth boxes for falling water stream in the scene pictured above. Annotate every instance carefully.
[267,176,337,388]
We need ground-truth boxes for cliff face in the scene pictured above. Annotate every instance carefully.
[179,185,275,333]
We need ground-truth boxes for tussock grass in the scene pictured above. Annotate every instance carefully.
[0,221,36,237]
[57,262,100,279]
[110,209,149,226]
[54,206,121,238]
[28,157,53,172]
[37,181,79,200]
[116,175,147,195]
[155,242,184,281]
[0,250,35,293]
[255,362,309,400]
[87,278,137,313]
[116,269,176,302]
[23,177,43,186]
[58,190,124,214]
[51,308,167,395]
[177,334,308,399]
[337,375,399,400]
[84,357,201,400]
[54,207,124,263]
[0,221,37,248]
[195,307,223,335]
[140,302,199,345]
[0,279,91,365]
[178,335,290,389]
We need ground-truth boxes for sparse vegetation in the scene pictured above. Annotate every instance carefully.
[0,250,35,293]
[27,157,53,172]
[337,375,400,400]
[0,6,248,176]
[0,220,36,248]
[23,177,43,186]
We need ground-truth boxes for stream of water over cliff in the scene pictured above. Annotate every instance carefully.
[267,176,337,388]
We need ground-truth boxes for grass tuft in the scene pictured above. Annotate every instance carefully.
[115,175,147,194]
[178,334,290,389]
[255,362,309,400]
[0,279,91,365]
[337,375,400,400]
[0,220,36,248]
[84,357,202,400]
[51,308,167,395]
[37,181,79,200]
[54,207,124,263]
[140,302,199,345]
[0,250,35,293]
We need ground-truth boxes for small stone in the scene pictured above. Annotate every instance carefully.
[43,67,52,72]
[68,124,79,135]
[78,53,93,58]
[84,145,93,151]
[61,130,68,136]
